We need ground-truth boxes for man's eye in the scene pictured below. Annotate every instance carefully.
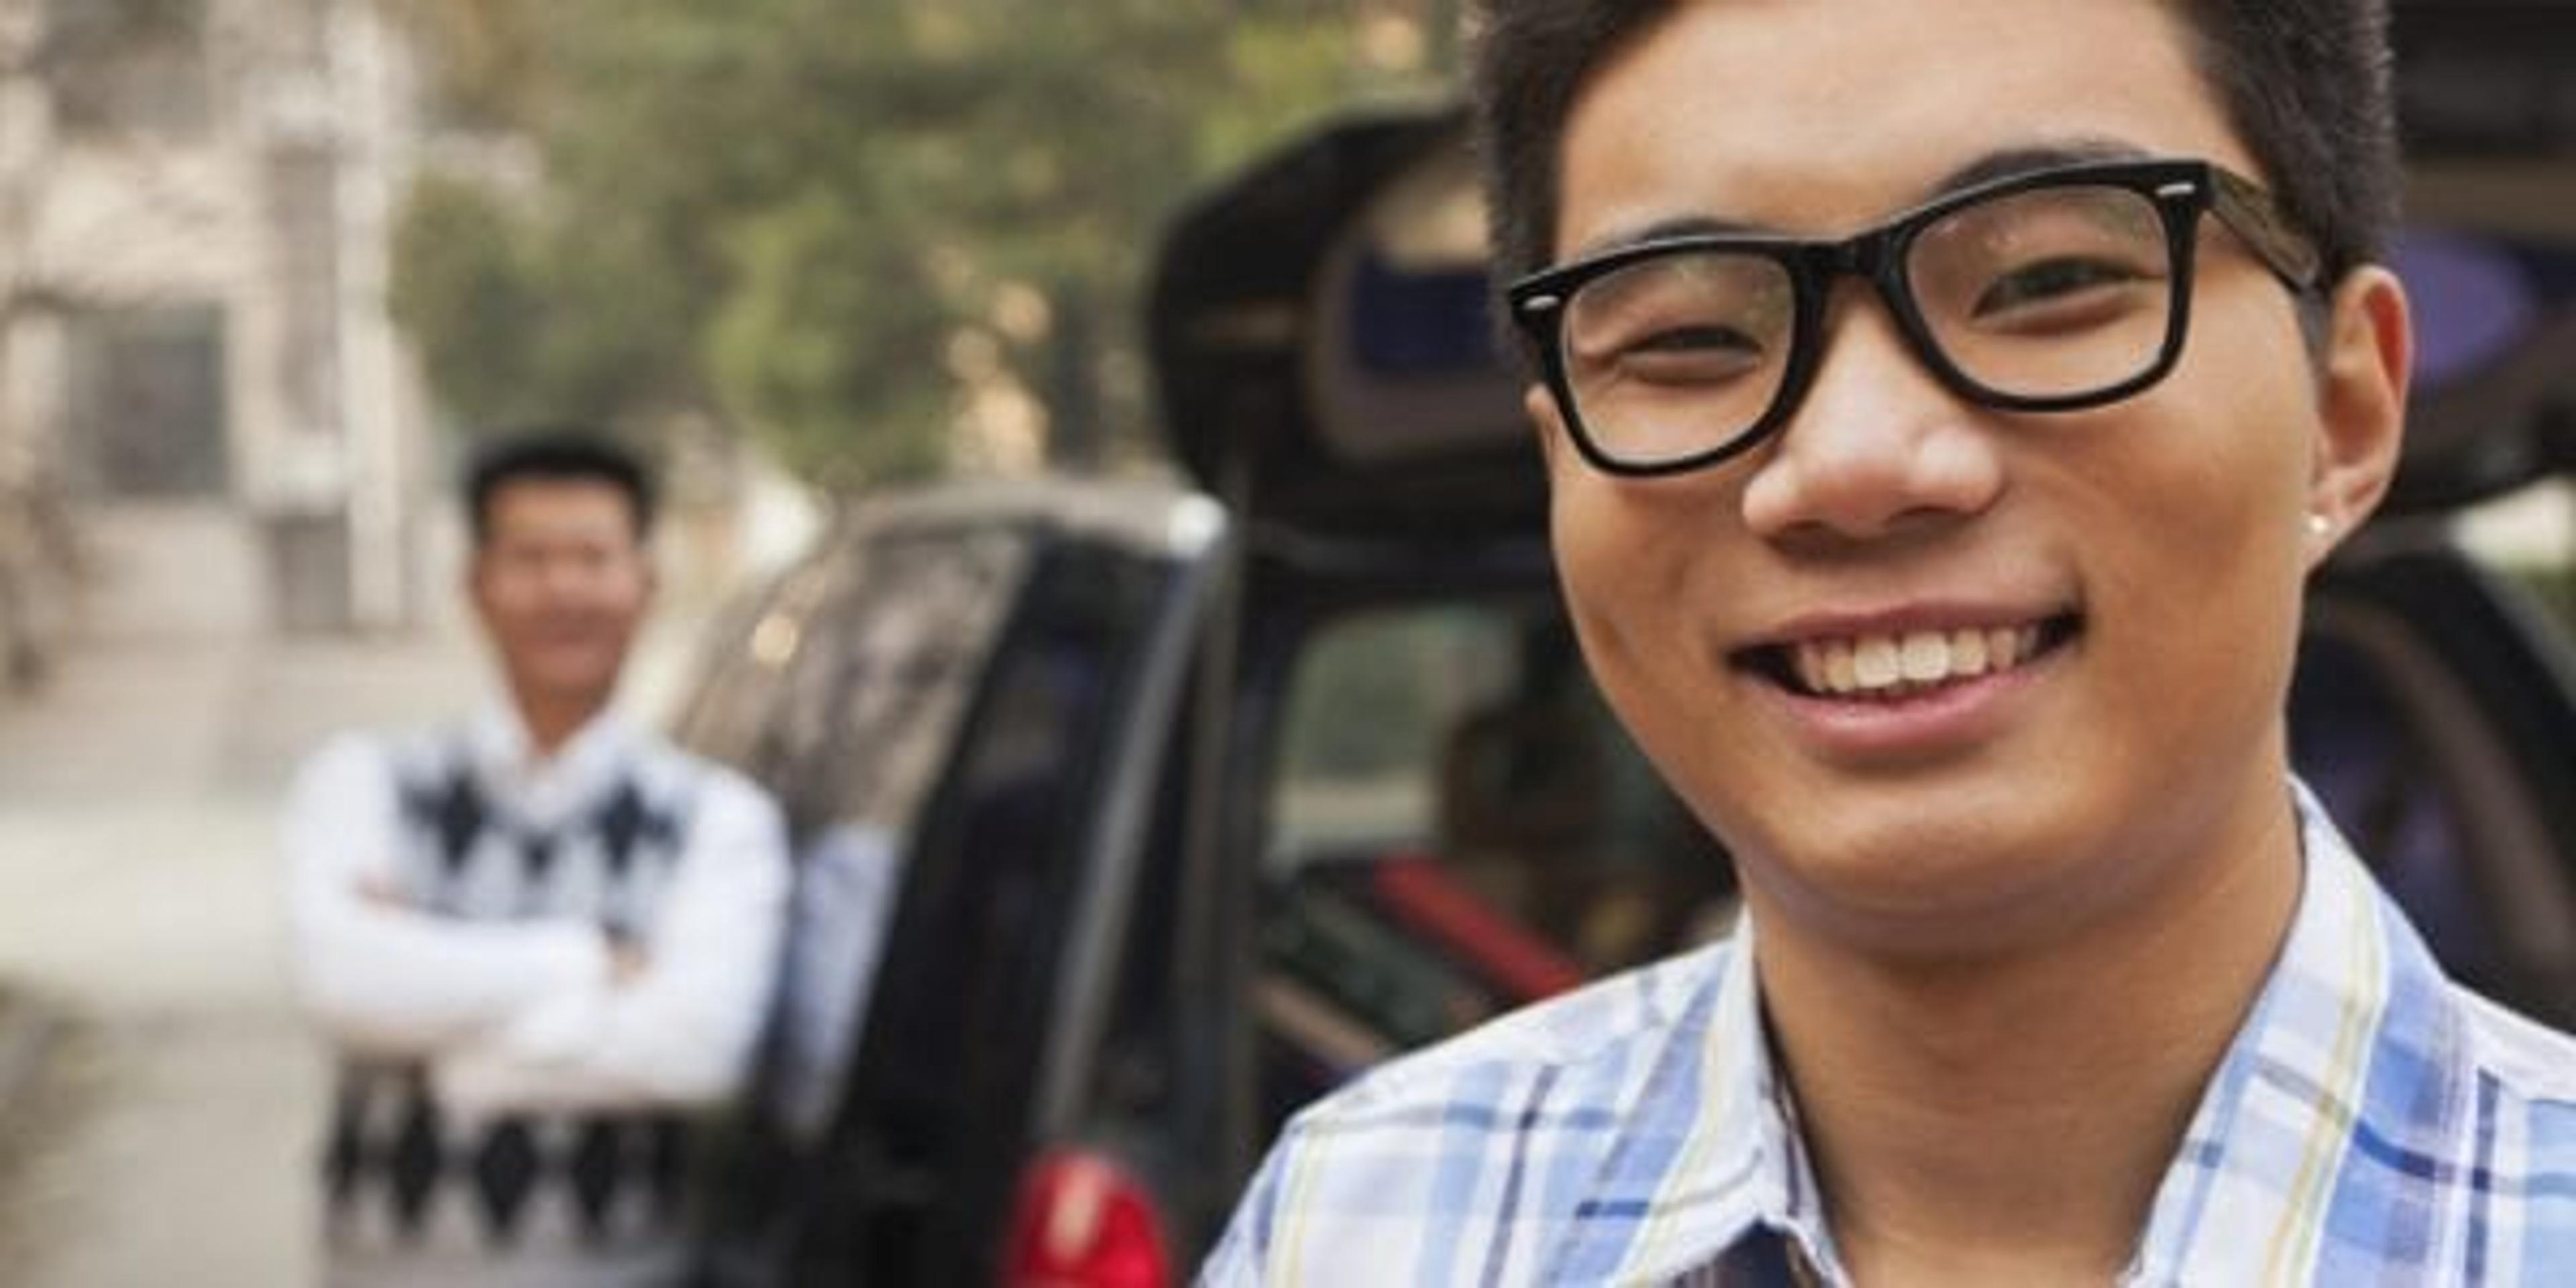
[1613,325,1767,382]
[1972,258,2149,318]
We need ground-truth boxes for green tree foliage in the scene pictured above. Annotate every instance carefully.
[385,175,539,427]
[389,0,1454,487]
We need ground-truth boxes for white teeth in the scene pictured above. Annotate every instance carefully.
[1853,637,1902,688]
[1988,627,2020,670]
[1950,629,1989,675]
[1794,647,1825,695]
[1787,621,2057,698]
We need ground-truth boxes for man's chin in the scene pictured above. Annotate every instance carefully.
[1737,804,2121,944]
[510,657,624,708]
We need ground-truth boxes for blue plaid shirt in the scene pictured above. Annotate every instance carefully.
[1202,784,2576,1285]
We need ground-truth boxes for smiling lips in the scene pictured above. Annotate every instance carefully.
[1774,616,2078,700]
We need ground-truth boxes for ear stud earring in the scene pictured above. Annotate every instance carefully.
[2306,513,2333,539]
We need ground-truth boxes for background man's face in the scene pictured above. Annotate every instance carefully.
[469,478,652,721]
[1532,0,2391,955]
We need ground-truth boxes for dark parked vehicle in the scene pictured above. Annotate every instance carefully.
[679,47,2576,1288]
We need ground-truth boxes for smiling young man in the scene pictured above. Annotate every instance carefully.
[285,430,788,1285]
[1202,1,2576,1283]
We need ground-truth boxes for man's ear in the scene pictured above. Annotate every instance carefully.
[1526,382,1569,471]
[2305,266,2412,569]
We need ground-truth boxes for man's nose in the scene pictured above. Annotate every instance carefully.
[1737,296,2004,545]
[533,553,597,598]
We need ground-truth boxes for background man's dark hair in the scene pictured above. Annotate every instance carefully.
[1468,0,2401,293]
[463,427,657,545]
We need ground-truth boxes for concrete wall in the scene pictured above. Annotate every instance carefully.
[2,0,433,639]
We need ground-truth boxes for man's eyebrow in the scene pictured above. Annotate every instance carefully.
[1570,215,1764,262]
[1563,139,2158,264]
[1927,139,2154,198]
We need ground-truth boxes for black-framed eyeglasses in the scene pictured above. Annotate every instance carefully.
[1506,158,2325,477]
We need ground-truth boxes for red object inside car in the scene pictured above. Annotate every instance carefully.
[1371,853,1588,1002]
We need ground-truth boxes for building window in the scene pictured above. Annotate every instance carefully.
[65,304,231,499]
[44,0,213,142]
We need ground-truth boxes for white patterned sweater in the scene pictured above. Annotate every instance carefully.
[284,706,789,1286]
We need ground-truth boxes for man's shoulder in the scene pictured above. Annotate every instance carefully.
[629,733,773,814]
[2432,987,2576,1265]
[291,724,448,789]
[1287,934,1735,1134]
[1207,938,1743,1284]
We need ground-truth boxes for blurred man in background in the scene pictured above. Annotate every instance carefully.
[285,429,789,1285]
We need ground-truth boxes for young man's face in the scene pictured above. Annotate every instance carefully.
[1531,0,2406,955]
[469,477,653,723]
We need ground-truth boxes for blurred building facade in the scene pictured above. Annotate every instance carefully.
[1,0,428,638]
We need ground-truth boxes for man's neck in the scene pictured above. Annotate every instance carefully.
[513,691,612,761]
[1752,784,2303,1286]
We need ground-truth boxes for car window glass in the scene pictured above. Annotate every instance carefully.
[669,548,847,780]
[676,521,1034,839]
[1269,608,1519,863]
[809,525,1034,830]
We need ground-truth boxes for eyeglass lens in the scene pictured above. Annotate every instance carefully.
[1558,182,2177,468]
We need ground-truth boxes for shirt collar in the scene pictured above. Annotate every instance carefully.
[1570,778,2452,1287]
[465,698,641,822]
[2122,779,2463,1285]
[1550,910,1843,1285]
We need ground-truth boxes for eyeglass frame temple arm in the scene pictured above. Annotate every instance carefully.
[2206,166,2325,292]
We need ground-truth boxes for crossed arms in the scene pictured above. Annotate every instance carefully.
[284,735,791,1114]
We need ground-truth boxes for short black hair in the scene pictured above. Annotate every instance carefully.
[1468,0,2400,292]
[462,427,657,545]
